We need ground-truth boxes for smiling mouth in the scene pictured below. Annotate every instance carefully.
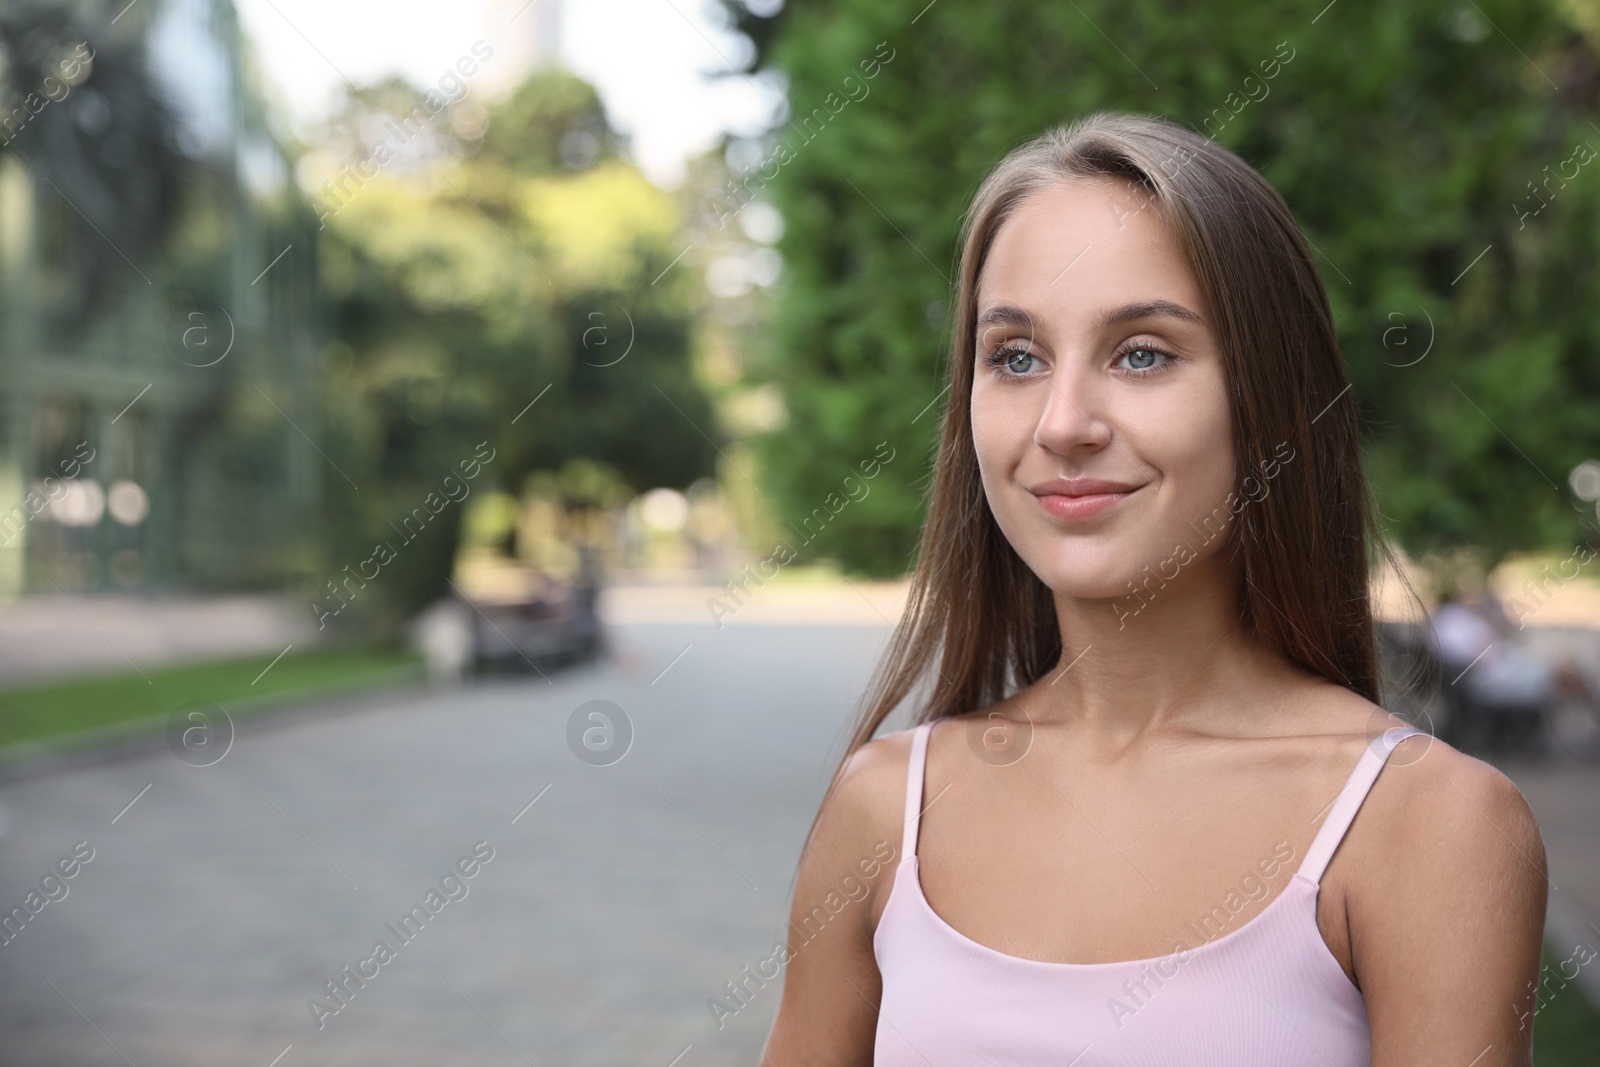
[1032,485,1141,522]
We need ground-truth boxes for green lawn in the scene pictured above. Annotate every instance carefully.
[0,644,424,749]
[1535,943,1600,1065]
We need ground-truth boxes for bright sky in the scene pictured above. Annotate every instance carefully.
[233,0,784,186]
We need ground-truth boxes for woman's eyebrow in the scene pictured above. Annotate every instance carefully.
[975,299,1208,334]
[975,304,1034,330]
[1096,299,1208,329]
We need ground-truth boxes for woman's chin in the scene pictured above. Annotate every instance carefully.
[1034,571,1142,603]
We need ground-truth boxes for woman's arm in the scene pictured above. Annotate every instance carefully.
[759,731,912,1066]
[1354,737,1548,1067]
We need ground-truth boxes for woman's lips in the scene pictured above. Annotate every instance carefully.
[1033,487,1138,521]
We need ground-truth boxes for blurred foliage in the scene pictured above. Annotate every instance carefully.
[723,0,1600,577]
[1,0,324,601]
[477,69,619,174]
[0,1,718,622]
[313,70,717,633]
[0,0,183,322]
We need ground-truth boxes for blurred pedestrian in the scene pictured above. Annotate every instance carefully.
[1430,586,1556,716]
[410,597,474,685]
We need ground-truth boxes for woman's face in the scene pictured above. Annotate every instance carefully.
[971,179,1236,604]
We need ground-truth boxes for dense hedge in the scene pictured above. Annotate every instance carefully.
[726,0,1600,576]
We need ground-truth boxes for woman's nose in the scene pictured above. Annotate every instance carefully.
[1033,365,1113,456]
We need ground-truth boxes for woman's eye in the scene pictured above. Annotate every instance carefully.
[987,347,1037,375]
[1116,346,1170,374]
[1003,349,1035,374]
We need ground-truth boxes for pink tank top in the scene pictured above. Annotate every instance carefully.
[873,719,1426,1065]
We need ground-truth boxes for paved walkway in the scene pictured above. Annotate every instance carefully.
[0,598,1594,1064]
[0,620,883,1065]
[0,593,314,687]
[0,582,913,690]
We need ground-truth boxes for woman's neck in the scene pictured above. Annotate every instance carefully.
[1029,556,1295,742]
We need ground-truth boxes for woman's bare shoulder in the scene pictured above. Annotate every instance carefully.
[1335,718,1546,1058]
[1312,678,1546,934]
[794,726,924,940]
[1362,731,1544,867]
[820,727,918,848]
[1289,679,1540,849]
[763,728,924,1063]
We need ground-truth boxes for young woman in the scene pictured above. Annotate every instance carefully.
[759,113,1548,1065]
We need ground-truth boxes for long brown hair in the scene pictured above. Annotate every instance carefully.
[835,110,1396,778]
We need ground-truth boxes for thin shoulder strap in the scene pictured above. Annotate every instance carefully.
[901,721,935,861]
[1299,727,1428,884]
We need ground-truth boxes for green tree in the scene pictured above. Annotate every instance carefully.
[0,1,183,323]
[724,0,1600,576]
[312,70,717,634]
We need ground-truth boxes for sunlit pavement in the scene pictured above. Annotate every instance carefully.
[0,617,887,1066]
[0,594,313,688]
[0,590,1596,1064]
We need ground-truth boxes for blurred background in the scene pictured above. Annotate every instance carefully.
[0,0,1598,1061]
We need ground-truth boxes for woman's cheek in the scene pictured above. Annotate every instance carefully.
[972,384,1035,458]
[971,415,1023,529]
[1175,429,1237,525]
[971,407,1027,504]
[1151,376,1233,496]
[969,395,1006,477]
